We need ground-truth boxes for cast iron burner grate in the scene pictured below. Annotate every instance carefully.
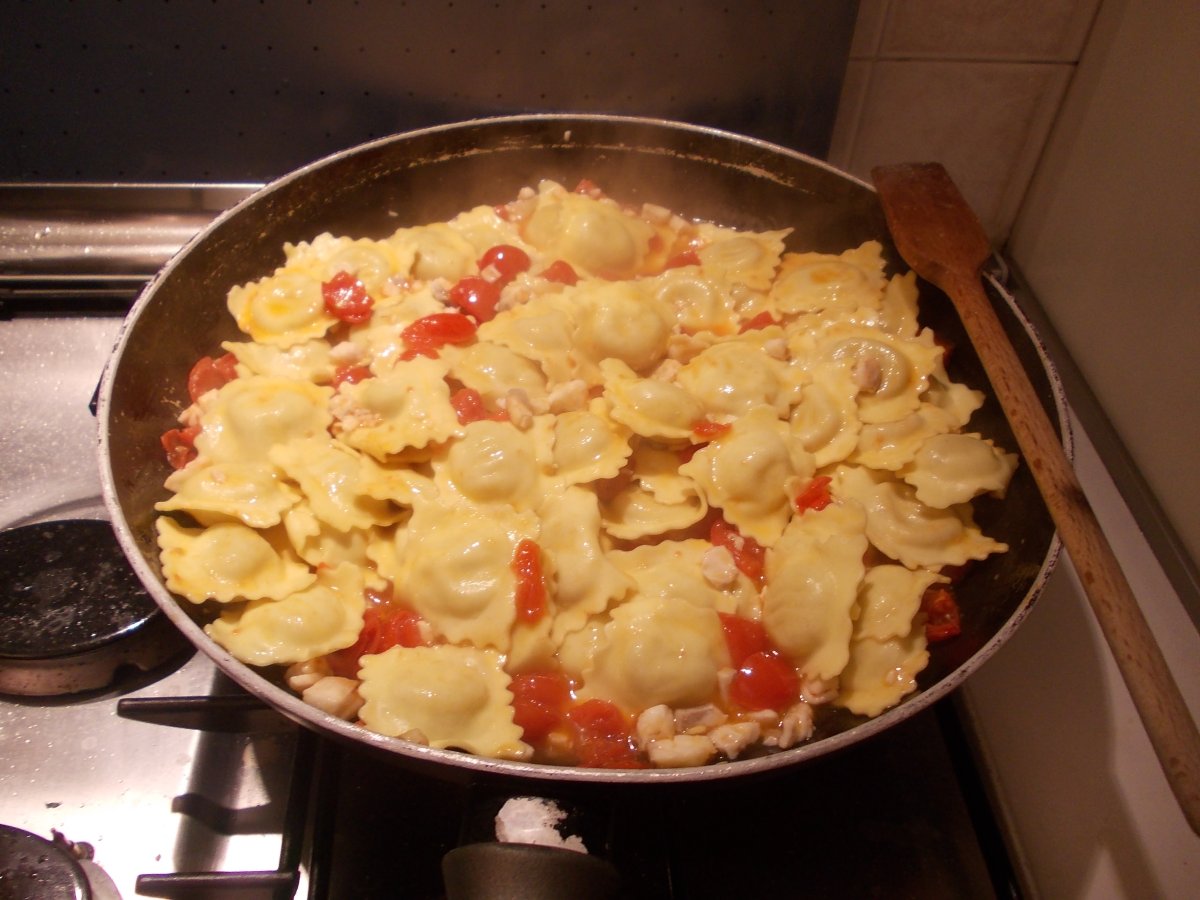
[0,519,189,696]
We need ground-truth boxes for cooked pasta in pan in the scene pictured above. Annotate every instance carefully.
[155,179,1016,767]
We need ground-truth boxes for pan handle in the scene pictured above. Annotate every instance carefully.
[442,842,620,900]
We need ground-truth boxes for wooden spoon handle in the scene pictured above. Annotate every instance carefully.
[945,267,1200,834]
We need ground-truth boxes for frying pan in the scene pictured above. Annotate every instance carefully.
[98,115,1065,789]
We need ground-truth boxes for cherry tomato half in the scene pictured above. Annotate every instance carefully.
[565,699,646,769]
[161,424,200,470]
[511,538,547,624]
[728,651,800,711]
[478,244,531,284]
[322,271,375,324]
[710,519,767,587]
[540,259,579,285]
[509,671,572,743]
[717,612,773,668]
[400,313,477,359]
[793,475,833,514]
[447,275,502,323]
[186,353,238,403]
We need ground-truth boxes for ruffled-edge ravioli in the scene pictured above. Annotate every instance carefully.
[357,644,531,760]
[550,398,632,487]
[693,222,790,292]
[674,334,797,419]
[390,221,478,282]
[769,240,887,318]
[900,432,1018,508]
[476,294,582,386]
[851,401,963,471]
[386,501,539,651]
[647,265,739,336]
[602,358,707,441]
[855,565,946,642]
[157,461,301,529]
[761,503,868,681]
[581,596,729,715]
[600,443,708,541]
[270,436,408,533]
[283,503,386,570]
[680,405,815,547]
[334,356,459,460]
[521,181,657,280]
[836,628,929,718]
[789,373,862,468]
[222,338,335,384]
[801,323,942,425]
[537,487,634,644]
[205,562,365,666]
[608,539,757,618]
[227,269,336,348]
[432,419,546,510]
[833,465,1008,569]
[194,376,334,466]
[158,518,316,604]
[446,340,550,412]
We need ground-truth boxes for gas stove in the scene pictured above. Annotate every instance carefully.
[1,184,1195,900]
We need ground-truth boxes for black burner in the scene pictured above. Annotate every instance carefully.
[0,520,188,696]
[0,825,90,899]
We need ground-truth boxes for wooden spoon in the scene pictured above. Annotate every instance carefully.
[872,161,1200,835]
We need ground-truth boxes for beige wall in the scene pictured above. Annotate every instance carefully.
[829,0,1100,243]
[1008,0,1200,571]
[831,0,1200,572]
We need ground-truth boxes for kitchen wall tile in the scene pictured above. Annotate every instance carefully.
[826,60,872,171]
[849,0,889,57]
[880,0,1101,62]
[837,60,1071,242]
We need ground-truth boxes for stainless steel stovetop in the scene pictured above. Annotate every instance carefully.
[2,185,1197,900]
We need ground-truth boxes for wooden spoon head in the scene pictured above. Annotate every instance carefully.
[871,163,992,293]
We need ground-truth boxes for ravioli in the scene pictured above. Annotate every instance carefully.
[155,178,1016,770]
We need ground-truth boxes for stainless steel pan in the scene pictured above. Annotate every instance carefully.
[98,114,1065,788]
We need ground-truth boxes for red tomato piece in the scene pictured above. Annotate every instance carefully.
[793,475,833,513]
[738,311,779,333]
[539,259,579,286]
[186,353,239,403]
[573,178,603,197]
[710,519,767,587]
[664,249,701,269]
[326,600,429,677]
[509,671,572,743]
[565,699,646,769]
[322,271,375,324]
[922,584,962,642]
[717,612,773,668]
[728,651,801,711]
[511,539,547,624]
[449,387,509,425]
[691,419,731,440]
[400,313,477,360]
[447,275,502,324]
[478,244,532,284]
[332,364,372,389]
[160,424,200,469]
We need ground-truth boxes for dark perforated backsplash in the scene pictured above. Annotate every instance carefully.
[3,1,856,182]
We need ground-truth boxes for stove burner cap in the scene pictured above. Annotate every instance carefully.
[0,520,158,659]
[0,520,188,696]
[0,824,90,899]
